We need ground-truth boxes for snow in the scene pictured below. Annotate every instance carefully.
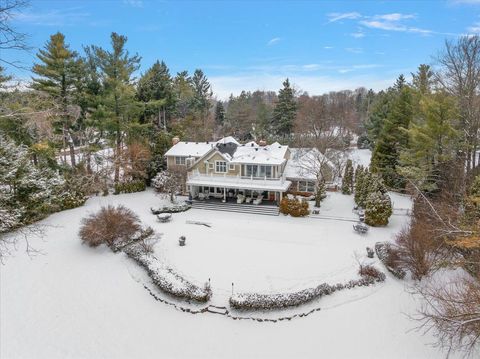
[0,148,461,359]
[232,142,288,165]
[164,141,215,157]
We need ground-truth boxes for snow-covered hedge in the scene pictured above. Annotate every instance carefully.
[150,203,191,214]
[375,242,406,279]
[124,244,211,302]
[229,274,385,310]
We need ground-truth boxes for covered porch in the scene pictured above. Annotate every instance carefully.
[186,175,291,207]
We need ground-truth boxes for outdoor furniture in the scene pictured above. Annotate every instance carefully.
[253,195,264,205]
[245,197,252,204]
[358,209,365,222]
[237,194,245,204]
[198,193,205,200]
[353,221,369,234]
[179,236,186,246]
[157,213,172,223]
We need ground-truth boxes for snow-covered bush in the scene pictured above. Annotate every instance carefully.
[230,274,386,310]
[358,264,386,281]
[375,242,406,279]
[123,244,212,302]
[279,197,310,217]
[150,203,191,214]
[79,205,141,247]
[365,192,393,226]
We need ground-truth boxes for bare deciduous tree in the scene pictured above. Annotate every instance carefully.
[0,0,30,68]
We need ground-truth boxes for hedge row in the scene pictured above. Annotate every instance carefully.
[124,244,211,302]
[229,272,385,310]
[150,203,191,214]
[114,180,146,195]
[374,242,406,279]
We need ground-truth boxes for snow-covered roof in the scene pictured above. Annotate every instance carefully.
[165,136,241,158]
[165,141,215,157]
[231,142,288,165]
[284,148,335,180]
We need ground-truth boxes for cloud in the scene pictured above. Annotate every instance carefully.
[14,7,90,26]
[209,73,395,99]
[323,46,333,49]
[267,37,281,46]
[451,0,480,4]
[372,13,416,21]
[467,22,480,33]
[123,0,143,7]
[351,32,365,38]
[327,12,361,23]
[345,47,363,54]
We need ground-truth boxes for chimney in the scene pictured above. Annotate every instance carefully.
[259,139,267,146]
[172,136,180,146]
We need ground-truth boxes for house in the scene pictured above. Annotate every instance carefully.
[164,136,337,205]
[284,148,338,194]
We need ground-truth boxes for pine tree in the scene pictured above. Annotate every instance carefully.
[0,66,11,88]
[191,69,212,140]
[93,32,141,183]
[315,180,327,207]
[214,102,225,126]
[341,159,354,194]
[354,165,365,206]
[32,32,81,167]
[411,64,434,96]
[371,76,413,189]
[136,60,176,130]
[272,78,296,138]
[399,91,459,192]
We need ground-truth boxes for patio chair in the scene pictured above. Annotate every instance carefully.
[198,193,205,200]
[245,196,252,204]
[237,194,245,204]
[253,195,264,205]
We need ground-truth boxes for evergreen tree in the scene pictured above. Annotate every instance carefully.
[272,78,296,138]
[0,66,11,88]
[399,91,459,192]
[365,191,393,226]
[136,60,176,130]
[173,70,194,119]
[214,101,225,126]
[315,180,327,207]
[93,32,141,183]
[191,69,212,140]
[411,64,434,96]
[371,76,414,189]
[365,89,394,146]
[354,165,366,206]
[32,32,81,167]
[341,159,354,194]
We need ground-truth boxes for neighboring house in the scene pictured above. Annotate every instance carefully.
[164,136,338,205]
[284,148,338,194]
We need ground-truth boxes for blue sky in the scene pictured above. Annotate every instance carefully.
[4,0,480,98]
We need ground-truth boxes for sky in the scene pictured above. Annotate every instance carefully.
[3,0,480,99]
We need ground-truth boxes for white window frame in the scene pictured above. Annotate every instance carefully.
[229,164,235,171]
[175,156,186,165]
[208,162,214,170]
[215,161,227,173]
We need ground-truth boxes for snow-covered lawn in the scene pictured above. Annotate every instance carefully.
[0,186,461,359]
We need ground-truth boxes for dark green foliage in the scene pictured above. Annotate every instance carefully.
[341,159,354,194]
[371,77,414,189]
[365,192,393,226]
[114,180,147,195]
[214,101,225,126]
[315,180,327,207]
[272,78,296,137]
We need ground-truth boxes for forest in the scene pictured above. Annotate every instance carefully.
[1,0,480,355]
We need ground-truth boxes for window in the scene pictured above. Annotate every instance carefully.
[186,158,194,167]
[215,161,227,173]
[245,164,258,177]
[229,164,235,171]
[299,181,315,192]
[259,165,272,178]
[208,163,214,170]
[175,156,186,165]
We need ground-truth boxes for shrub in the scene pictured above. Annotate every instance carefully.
[279,197,310,217]
[358,264,386,281]
[375,242,406,279]
[79,205,141,247]
[365,192,393,226]
[114,180,146,195]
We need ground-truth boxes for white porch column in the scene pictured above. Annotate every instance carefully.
[223,187,227,202]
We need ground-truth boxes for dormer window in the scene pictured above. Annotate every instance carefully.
[175,156,186,165]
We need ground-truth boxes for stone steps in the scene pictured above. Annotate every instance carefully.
[191,200,279,216]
